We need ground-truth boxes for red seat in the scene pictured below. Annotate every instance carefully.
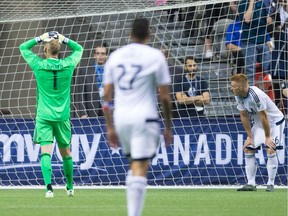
[254,62,275,101]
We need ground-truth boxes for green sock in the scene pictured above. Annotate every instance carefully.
[41,153,52,190]
[63,156,73,190]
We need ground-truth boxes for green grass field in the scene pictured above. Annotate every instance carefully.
[0,189,287,216]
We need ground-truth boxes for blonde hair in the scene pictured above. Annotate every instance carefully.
[231,74,248,86]
[47,39,61,55]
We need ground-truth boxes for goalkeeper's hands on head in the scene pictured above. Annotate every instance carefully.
[35,31,58,43]
[35,31,69,44]
[57,33,69,44]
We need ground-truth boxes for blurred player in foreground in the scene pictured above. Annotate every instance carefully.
[19,31,83,198]
[230,74,285,192]
[102,18,172,216]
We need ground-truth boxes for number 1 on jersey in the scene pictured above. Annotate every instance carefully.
[53,71,57,90]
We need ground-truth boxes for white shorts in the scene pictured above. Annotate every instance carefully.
[115,118,160,160]
[252,118,285,148]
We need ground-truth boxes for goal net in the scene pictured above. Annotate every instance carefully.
[0,0,287,187]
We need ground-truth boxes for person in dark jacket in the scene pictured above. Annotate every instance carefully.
[74,46,108,118]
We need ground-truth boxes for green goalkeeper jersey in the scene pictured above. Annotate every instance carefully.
[19,38,83,121]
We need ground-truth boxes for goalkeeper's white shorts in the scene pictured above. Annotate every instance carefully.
[252,118,285,149]
[115,118,160,160]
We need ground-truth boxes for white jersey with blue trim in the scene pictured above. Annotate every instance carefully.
[235,86,284,126]
[103,43,171,123]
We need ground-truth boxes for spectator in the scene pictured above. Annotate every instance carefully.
[238,0,271,85]
[74,45,108,118]
[212,18,235,59]
[203,2,232,58]
[263,0,278,41]
[225,14,273,74]
[173,56,210,117]
[271,0,288,114]
[225,16,246,74]
[264,0,278,16]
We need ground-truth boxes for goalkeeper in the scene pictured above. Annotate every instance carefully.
[19,32,83,198]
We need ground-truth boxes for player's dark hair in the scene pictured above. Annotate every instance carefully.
[184,56,197,65]
[131,18,150,40]
[94,43,109,55]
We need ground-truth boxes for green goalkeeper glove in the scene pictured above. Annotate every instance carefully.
[35,31,58,43]
[57,33,69,44]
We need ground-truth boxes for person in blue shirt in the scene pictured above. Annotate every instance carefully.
[226,14,273,74]
[226,16,245,74]
[238,0,271,85]
[74,45,108,118]
[94,47,107,98]
[263,0,278,38]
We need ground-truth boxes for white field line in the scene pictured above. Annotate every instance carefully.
[0,185,287,189]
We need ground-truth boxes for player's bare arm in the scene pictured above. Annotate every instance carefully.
[102,83,119,148]
[158,85,172,146]
[239,110,254,147]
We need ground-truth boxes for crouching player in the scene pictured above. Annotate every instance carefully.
[230,74,285,192]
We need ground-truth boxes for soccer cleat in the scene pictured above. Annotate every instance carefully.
[266,185,274,192]
[66,187,74,197]
[45,190,54,198]
[237,185,257,191]
[45,184,54,198]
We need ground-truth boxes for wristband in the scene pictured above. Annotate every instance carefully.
[62,37,69,44]
[35,37,42,43]
[102,101,113,111]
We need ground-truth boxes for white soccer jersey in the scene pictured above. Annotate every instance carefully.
[235,86,284,126]
[103,43,171,123]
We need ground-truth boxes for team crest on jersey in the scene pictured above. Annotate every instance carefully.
[249,102,254,107]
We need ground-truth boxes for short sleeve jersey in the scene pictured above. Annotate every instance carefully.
[20,39,83,121]
[235,86,284,126]
[103,43,171,122]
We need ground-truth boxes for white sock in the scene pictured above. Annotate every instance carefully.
[245,153,257,186]
[126,175,147,216]
[267,153,278,185]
